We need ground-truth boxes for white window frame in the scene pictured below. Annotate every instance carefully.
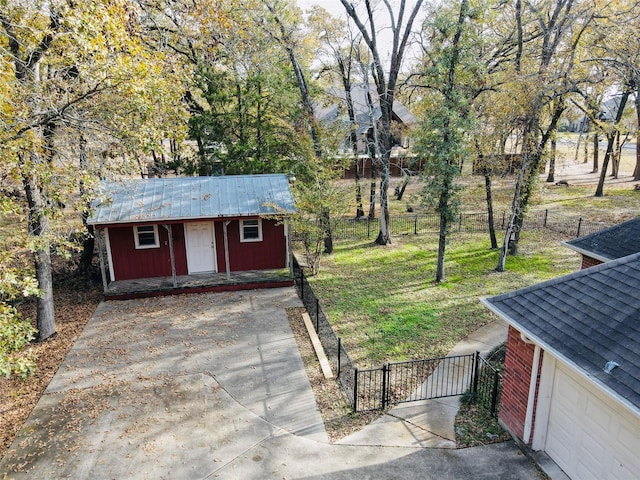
[134,224,160,249]
[240,218,263,242]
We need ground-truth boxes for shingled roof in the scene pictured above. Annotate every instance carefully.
[88,174,295,226]
[563,217,640,262]
[482,252,640,416]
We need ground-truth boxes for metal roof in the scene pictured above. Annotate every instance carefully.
[482,252,640,417]
[88,174,296,225]
[563,216,640,262]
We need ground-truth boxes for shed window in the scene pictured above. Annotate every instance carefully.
[134,225,159,249]
[240,219,262,242]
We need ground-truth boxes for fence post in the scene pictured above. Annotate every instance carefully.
[577,217,582,237]
[337,337,342,377]
[491,370,500,416]
[367,217,371,238]
[300,268,304,297]
[458,213,463,232]
[381,364,388,409]
[501,212,506,229]
[472,351,480,394]
[414,215,418,235]
[316,298,320,332]
[544,209,548,228]
[353,368,359,412]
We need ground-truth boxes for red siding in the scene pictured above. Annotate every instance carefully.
[215,219,286,272]
[107,224,188,280]
[499,326,543,443]
[581,255,603,269]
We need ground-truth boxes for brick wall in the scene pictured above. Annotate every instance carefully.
[581,255,603,270]
[499,326,543,443]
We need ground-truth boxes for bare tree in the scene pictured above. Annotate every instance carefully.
[339,0,424,245]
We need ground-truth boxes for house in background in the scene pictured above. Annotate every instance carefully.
[482,250,640,480]
[316,84,422,178]
[563,216,640,269]
[88,174,296,299]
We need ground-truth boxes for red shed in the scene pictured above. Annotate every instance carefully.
[88,174,296,298]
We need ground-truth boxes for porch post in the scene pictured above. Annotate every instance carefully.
[223,220,231,281]
[162,224,178,288]
[285,218,293,277]
[95,228,108,293]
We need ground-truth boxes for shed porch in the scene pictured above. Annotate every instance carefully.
[103,269,294,300]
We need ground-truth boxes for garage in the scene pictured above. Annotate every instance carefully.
[545,363,640,480]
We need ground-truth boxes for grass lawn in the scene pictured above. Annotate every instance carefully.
[306,230,580,368]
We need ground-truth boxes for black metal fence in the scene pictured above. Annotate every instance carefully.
[293,256,503,415]
[472,354,503,416]
[329,210,605,240]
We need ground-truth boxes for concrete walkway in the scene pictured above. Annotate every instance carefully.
[0,289,541,479]
[337,320,508,449]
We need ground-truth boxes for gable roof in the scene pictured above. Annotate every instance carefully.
[563,217,640,262]
[88,174,295,226]
[482,252,640,416]
[317,84,418,134]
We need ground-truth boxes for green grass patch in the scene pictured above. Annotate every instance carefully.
[306,230,578,367]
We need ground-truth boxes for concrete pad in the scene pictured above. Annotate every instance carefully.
[336,397,458,448]
[1,373,278,479]
[1,288,328,478]
[215,433,540,480]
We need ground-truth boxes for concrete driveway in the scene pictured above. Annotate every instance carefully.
[0,288,541,479]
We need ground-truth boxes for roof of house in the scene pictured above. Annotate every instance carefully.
[482,252,640,416]
[563,217,640,262]
[88,174,296,226]
[316,84,418,135]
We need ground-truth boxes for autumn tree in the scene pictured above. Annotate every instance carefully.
[0,0,186,343]
[496,0,599,270]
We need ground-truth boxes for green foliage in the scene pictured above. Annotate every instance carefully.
[0,262,40,379]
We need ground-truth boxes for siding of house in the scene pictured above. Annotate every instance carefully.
[580,255,603,269]
[215,218,286,272]
[107,224,188,280]
[499,326,544,442]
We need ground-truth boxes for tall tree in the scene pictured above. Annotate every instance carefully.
[339,0,424,245]
[1,0,186,341]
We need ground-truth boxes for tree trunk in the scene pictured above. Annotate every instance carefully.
[21,150,56,341]
[395,175,409,201]
[595,91,629,197]
[634,83,640,181]
[322,208,333,254]
[546,136,556,182]
[484,167,498,249]
[354,157,365,218]
[368,161,376,219]
[592,132,599,173]
[435,210,448,283]
[78,133,96,288]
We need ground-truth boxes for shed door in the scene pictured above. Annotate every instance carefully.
[545,363,640,480]
[185,222,217,273]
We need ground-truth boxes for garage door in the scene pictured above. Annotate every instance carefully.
[545,363,640,480]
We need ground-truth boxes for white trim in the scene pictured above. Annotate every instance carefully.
[104,228,115,282]
[240,218,263,242]
[523,345,542,444]
[133,224,160,249]
[532,353,556,451]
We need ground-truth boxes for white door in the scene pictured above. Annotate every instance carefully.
[185,222,217,273]
[545,363,640,480]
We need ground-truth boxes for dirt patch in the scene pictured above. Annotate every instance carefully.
[286,307,382,442]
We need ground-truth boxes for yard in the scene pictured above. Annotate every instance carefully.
[2,152,640,455]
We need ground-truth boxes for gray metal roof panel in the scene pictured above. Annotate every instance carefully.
[483,252,640,415]
[88,174,295,225]
[564,217,640,260]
